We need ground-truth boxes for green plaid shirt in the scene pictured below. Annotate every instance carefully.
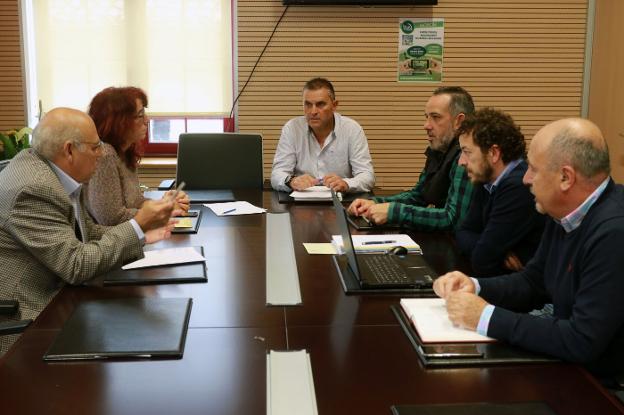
[374,154,473,231]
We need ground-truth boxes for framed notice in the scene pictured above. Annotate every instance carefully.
[398,18,444,82]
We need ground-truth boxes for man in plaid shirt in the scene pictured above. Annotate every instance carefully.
[348,86,474,231]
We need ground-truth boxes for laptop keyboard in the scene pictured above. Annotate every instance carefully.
[361,255,410,284]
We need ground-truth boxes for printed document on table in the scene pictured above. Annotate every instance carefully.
[204,201,267,216]
[400,298,496,343]
[122,247,205,270]
[331,234,422,254]
[290,185,334,200]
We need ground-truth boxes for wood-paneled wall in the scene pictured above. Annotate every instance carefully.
[237,0,588,190]
[0,0,26,131]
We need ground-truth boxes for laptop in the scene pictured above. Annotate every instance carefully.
[176,133,264,203]
[332,190,436,289]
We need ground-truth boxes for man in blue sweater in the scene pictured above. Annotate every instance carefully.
[455,108,545,276]
[434,118,624,380]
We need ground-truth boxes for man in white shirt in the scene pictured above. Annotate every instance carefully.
[270,78,375,193]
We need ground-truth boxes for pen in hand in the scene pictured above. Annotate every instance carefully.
[168,181,186,201]
[361,240,396,245]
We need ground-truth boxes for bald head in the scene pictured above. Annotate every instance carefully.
[533,117,610,183]
[32,108,97,161]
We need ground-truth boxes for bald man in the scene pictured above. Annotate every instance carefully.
[433,118,624,380]
[0,108,175,355]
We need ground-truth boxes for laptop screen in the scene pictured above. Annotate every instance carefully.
[331,190,363,280]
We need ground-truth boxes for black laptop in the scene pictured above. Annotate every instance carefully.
[176,133,264,202]
[332,190,436,289]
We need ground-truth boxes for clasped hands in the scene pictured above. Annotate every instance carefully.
[289,173,349,193]
[432,271,489,331]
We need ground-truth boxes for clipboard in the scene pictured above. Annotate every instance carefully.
[391,305,558,367]
[103,246,207,286]
[277,190,373,204]
[172,209,202,234]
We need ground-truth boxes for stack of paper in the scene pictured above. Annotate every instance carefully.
[400,298,495,343]
[204,201,267,216]
[331,234,422,254]
[290,185,340,201]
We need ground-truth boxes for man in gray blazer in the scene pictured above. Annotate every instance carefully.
[0,108,175,355]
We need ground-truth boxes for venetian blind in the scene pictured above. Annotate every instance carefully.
[0,0,26,131]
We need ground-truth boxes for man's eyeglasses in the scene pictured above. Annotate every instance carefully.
[74,139,103,152]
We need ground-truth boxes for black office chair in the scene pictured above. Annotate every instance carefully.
[176,133,264,190]
[0,300,32,336]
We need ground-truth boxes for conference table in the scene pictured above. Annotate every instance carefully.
[0,190,622,414]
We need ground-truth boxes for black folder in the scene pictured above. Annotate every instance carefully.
[391,402,557,415]
[392,305,558,367]
[43,297,192,361]
[103,246,207,286]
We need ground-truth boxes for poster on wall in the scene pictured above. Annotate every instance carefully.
[398,18,444,82]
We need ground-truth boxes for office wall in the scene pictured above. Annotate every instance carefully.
[588,0,624,182]
[237,0,589,190]
[0,0,26,131]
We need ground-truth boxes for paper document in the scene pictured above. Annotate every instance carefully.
[332,234,422,254]
[303,243,338,255]
[290,186,341,201]
[174,218,193,228]
[400,298,496,343]
[204,201,267,216]
[122,247,205,270]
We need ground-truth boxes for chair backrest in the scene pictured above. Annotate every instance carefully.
[0,159,10,173]
[176,133,263,190]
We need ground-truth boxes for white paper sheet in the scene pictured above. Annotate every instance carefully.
[122,247,205,270]
[400,298,496,343]
[204,201,267,216]
[331,234,422,254]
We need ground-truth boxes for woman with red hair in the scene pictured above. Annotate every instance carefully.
[86,86,188,225]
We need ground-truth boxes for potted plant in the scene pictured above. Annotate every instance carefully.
[0,127,33,160]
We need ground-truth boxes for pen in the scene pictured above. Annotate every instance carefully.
[168,181,186,201]
[361,240,396,245]
[222,208,236,214]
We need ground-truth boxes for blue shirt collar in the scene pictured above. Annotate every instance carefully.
[484,159,523,194]
[49,161,82,198]
[558,177,610,233]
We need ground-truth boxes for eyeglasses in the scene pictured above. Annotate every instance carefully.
[74,139,103,152]
[135,110,147,122]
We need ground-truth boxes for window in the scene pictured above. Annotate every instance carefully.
[22,0,233,154]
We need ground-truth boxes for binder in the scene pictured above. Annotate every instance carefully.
[43,297,192,361]
[102,246,207,286]
[391,402,557,415]
[392,305,557,367]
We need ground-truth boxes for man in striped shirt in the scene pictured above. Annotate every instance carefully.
[348,86,474,231]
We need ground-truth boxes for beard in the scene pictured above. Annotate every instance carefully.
[467,159,494,184]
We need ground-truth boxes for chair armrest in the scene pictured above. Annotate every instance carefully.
[0,300,18,315]
[0,319,32,335]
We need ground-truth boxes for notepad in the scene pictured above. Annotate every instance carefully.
[331,234,422,254]
[122,247,205,270]
[400,298,495,343]
[290,185,334,201]
[175,218,194,228]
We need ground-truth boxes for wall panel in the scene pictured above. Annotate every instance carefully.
[237,0,588,190]
[0,0,26,131]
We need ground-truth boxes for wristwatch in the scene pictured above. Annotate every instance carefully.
[285,175,294,189]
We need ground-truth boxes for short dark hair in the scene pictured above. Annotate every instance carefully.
[432,86,475,117]
[303,77,336,101]
[457,107,526,164]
